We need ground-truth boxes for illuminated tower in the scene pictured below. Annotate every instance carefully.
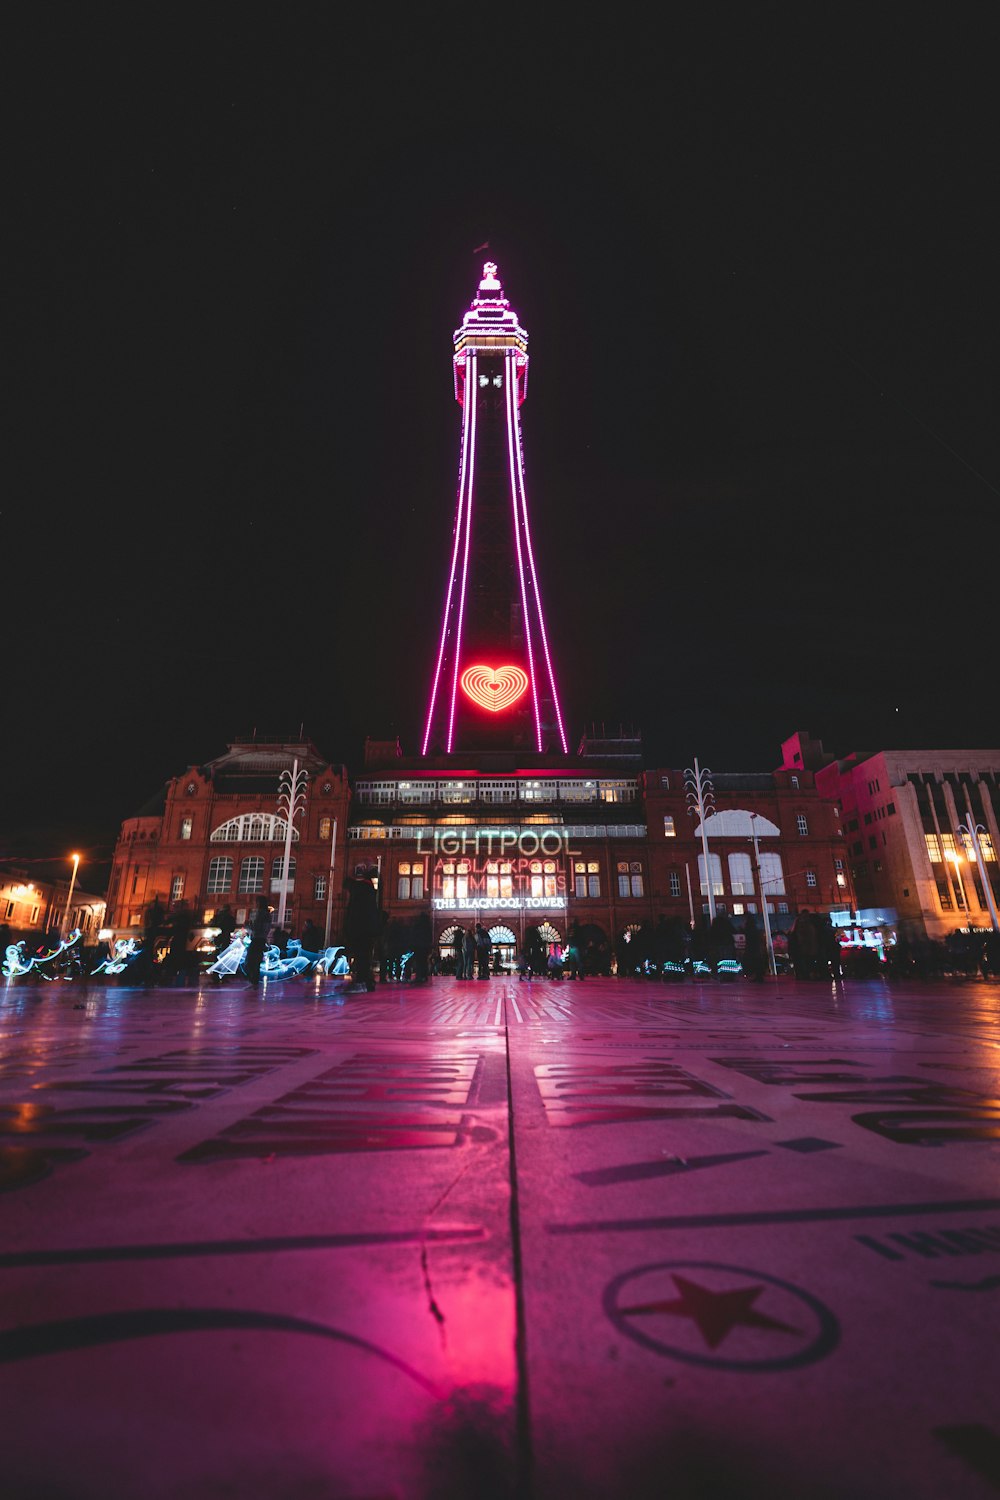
[422,263,568,756]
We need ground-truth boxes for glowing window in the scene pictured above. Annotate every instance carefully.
[207,856,232,895]
[697,854,724,897]
[238,857,264,894]
[663,815,676,837]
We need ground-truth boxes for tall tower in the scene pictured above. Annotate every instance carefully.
[422,262,568,756]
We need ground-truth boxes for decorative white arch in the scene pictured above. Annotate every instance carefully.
[210,814,300,843]
[695,809,780,838]
[488,925,517,945]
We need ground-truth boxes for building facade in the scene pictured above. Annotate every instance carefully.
[814,745,1000,941]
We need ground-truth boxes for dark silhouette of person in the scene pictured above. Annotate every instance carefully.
[742,913,765,981]
[343,869,380,992]
[463,926,476,980]
[452,926,466,978]
[271,925,290,959]
[164,900,196,985]
[137,895,166,986]
[214,905,235,958]
[523,925,545,978]
[300,918,323,956]
[245,896,272,986]
[709,911,736,974]
[412,909,432,983]
[789,909,820,979]
[474,922,491,979]
[563,921,586,980]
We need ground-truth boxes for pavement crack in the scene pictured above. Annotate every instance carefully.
[420,1242,447,1347]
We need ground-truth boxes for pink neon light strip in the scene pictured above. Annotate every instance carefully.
[511,388,569,752]
[505,353,543,750]
[422,360,474,754]
[446,355,478,752]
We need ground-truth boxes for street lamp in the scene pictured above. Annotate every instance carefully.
[684,758,716,922]
[957,816,1000,934]
[61,853,80,938]
[944,849,968,914]
[276,759,309,931]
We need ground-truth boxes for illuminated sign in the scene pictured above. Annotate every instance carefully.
[417,828,575,857]
[460,663,529,713]
[434,895,566,911]
[433,850,569,910]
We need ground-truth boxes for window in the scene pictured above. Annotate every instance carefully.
[319,817,332,840]
[886,802,896,816]
[873,860,883,873]
[796,814,809,836]
[663,814,676,838]
[314,875,327,901]
[574,861,601,897]
[272,856,296,885]
[617,860,644,897]
[790,776,799,789]
[170,875,185,901]
[669,870,681,898]
[397,861,425,900]
[805,869,818,888]
[207,856,232,895]
[758,853,785,894]
[697,853,724,896]
[778,901,789,914]
[238,857,265,894]
[180,817,192,841]
[728,852,754,895]
[868,836,877,850]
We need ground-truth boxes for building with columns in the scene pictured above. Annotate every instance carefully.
[814,745,1000,941]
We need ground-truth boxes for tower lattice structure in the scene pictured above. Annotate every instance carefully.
[422,263,568,756]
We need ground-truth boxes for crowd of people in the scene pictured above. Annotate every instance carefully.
[6,879,1000,990]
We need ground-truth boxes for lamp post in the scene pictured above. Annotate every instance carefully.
[276,760,309,931]
[957,816,1000,934]
[61,853,80,939]
[323,817,339,947]
[944,849,968,915]
[684,758,716,922]
[749,815,776,976]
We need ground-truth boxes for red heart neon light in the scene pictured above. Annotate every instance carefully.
[460,663,529,713]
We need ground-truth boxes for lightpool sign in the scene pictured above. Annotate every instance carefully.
[416,828,575,857]
[424,827,573,913]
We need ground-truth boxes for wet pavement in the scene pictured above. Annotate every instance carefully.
[1,970,999,1499]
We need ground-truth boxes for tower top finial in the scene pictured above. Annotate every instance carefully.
[479,261,501,292]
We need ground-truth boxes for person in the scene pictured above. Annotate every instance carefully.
[563,921,586,980]
[163,900,196,985]
[453,926,466,978]
[299,919,324,956]
[474,921,492,980]
[271,925,290,959]
[135,894,166,987]
[709,911,736,974]
[789,909,819,979]
[742,912,765,981]
[546,944,564,980]
[213,905,235,959]
[342,868,380,993]
[411,909,432,984]
[523,925,545,978]
[463,925,476,981]
[245,896,272,986]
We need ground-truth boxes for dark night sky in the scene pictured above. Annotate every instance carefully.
[6,11,999,884]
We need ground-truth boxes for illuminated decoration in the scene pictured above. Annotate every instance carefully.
[3,930,81,980]
[716,959,743,978]
[206,932,249,977]
[460,663,529,713]
[92,938,139,975]
[422,263,568,755]
[315,945,350,977]
[433,895,567,912]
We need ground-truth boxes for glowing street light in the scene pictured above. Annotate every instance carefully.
[684,758,716,923]
[61,853,80,938]
[944,849,968,913]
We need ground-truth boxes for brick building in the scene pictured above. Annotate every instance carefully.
[105,727,850,970]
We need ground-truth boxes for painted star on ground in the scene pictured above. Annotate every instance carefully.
[619,1274,801,1349]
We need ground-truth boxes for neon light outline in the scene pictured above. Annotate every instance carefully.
[510,384,569,752]
[505,351,543,749]
[422,358,473,754]
[446,354,478,753]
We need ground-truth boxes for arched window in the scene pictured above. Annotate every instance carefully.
[211,814,299,844]
[694,809,781,838]
[238,856,265,894]
[759,853,785,894]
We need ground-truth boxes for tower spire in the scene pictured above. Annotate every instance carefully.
[422,264,568,756]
